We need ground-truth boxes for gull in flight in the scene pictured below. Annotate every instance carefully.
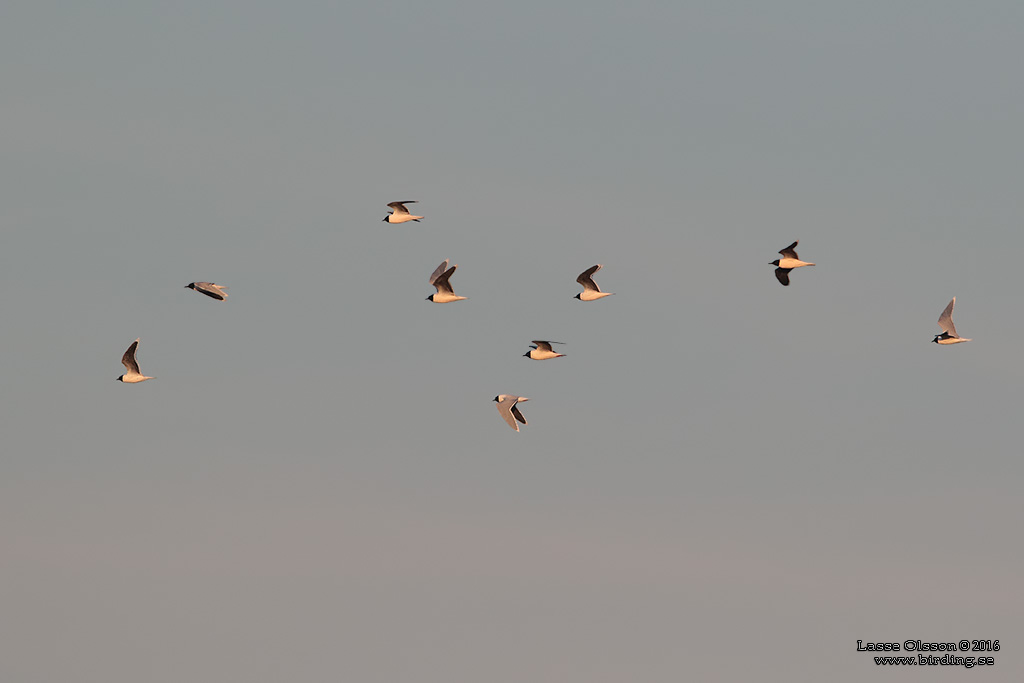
[574,264,613,301]
[117,339,154,383]
[494,395,529,431]
[382,201,423,224]
[770,241,815,286]
[185,282,228,301]
[524,340,565,360]
[933,297,972,345]
[426,259,467,303]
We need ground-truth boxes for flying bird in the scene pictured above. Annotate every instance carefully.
[494,395,529,431]
[933,297,972,345]
[185,282,228,301]
[382,201,423,224]
[426,259,467,303]
[116,339,154,383]
[574,264,613,301]
[524,340,566,360]
[770,241,815,286]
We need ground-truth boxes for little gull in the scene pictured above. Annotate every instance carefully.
[524,340,565,360]
[383,201,423,224]
[117,339,154,383]
[933,297,971,345]
[494,395,529,431]
[574,264,613,301]
[770,241,815,286]
[426,260,467,303]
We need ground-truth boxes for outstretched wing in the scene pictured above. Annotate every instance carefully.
[779,241,799,260]
[387,201,416,215]
[937,298,958,337]
[122,339,141,375]
[428,259,450,285]
[433,265,458,295]
[576,264,603,292]
[496,397,519,431]
[774,268,791,286]
[511,403,527,425]
[193,282,227,300]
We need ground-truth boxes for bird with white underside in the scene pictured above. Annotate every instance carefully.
[574,264,613,301]
[770,241,815,286]
[494,395,529,431]
[426,258,467,303]
[116,339,154,383]
[523,340,565,360]
[933,297,971,345]
[382,201,423,224]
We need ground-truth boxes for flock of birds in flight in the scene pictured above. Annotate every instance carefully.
[116,201,974,430]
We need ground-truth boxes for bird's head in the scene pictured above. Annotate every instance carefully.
[523,351,531,358]
[382,216,390,222]
[425,294,434,302]
[932,335,940,344]
[770,259,781,266]
[116,375,124,382]
[573,293,581,300]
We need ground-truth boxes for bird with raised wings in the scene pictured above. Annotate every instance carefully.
[933,297,972,345]
[426,259,467,303]
[574,264,613,301]
[116,339,154,383]
[770,241,815,286]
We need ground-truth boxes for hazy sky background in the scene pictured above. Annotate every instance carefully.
[3,1,1022,681]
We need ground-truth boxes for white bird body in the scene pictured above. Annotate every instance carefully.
[524,341,565,360]
[933,297,971,345]
[494,395,529,431]
[776,257,815,269]
[383,201,423,224]
[574,264,613,301]
[430,291,468,304]
[578,290,613,302]
[934,336,971,345]
[117,339,154,383]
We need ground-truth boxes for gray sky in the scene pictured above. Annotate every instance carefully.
[2,1,1022,681]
